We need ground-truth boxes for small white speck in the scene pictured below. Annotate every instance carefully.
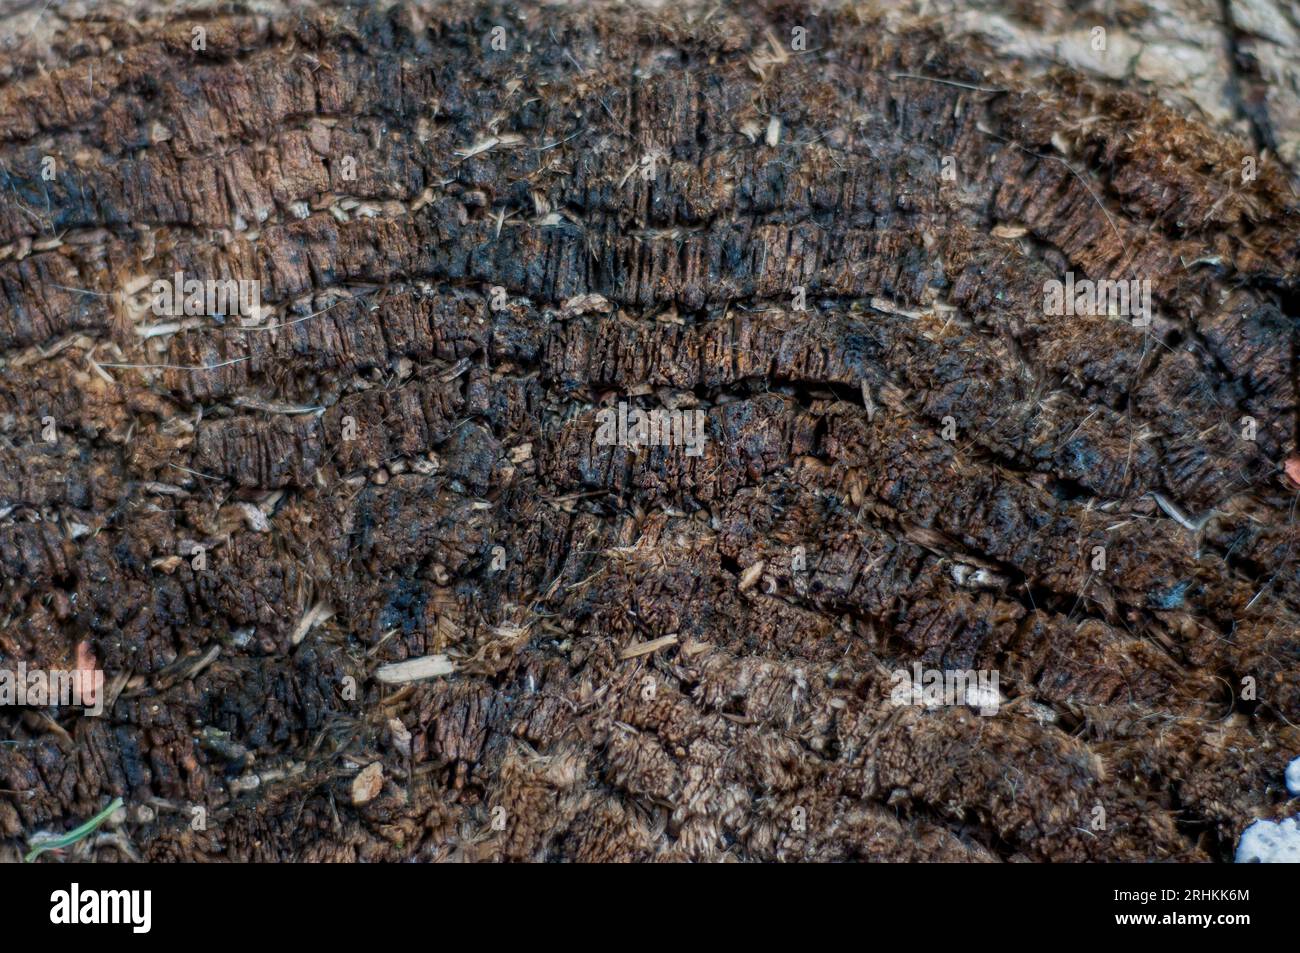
[766,115,780,147]
[1286,756,1300,797]
[1236,816,1300,863]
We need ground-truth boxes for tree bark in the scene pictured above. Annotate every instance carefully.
[0,0,1297,862]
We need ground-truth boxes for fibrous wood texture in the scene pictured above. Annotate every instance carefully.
[0,0,1298,862]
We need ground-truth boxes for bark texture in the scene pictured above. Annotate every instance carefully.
[0,0,1298,862]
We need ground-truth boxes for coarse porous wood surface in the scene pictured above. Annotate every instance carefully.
[0,0,1297,863]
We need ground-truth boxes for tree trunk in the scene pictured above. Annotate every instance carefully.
[0,0,1297,863]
